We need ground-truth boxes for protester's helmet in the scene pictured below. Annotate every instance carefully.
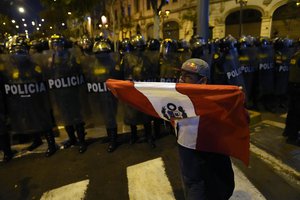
[131,34,146,51]
[147,39,160,51]
[93,40,112,54]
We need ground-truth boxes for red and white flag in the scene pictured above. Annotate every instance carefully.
[106,79,250,165]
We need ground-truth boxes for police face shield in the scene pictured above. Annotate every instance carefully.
[93,42,112,55]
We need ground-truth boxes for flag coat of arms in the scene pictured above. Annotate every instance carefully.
[106,79,250,165]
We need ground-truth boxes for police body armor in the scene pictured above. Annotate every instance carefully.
[121,51,152,125]
[83,52,121,129]
[46,50,85,126]
[284,50,300,140]
[0,58,7,135]
[3,54,53,134]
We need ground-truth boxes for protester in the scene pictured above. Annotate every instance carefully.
[177,58,235,200]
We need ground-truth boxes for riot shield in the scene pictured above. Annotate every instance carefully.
[222,49,245,88]
[239,47,258,103]
[3,54,53,134]
[44,50,86,126]
[274,49,293,96]
[257,47,275,96]
[159,52,181,83]
[82,53,122,129]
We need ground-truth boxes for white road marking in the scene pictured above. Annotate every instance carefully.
[230,164,266,200]
[263,120,286,129]
[40,179,89,200]
[127,157,176,200]
[250,144,300,185]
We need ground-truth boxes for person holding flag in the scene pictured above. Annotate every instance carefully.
[106,59,250,200]
[177,59,235,200]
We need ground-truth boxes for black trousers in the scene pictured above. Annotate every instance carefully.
[178,145,234,200]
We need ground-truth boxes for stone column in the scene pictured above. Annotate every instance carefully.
[260,14,272,38]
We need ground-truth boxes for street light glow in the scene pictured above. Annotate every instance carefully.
[50,26,53,29]
[32,21,35,26]
[18,7,25,13]
[23,23,27,27]
[41,19,45,22]
[38,24,42,27]
[11,20,16,24]
[101,15,107,24]
[68,12,72,15]
[22,18,25,22]
[16,25,19,29]
[2,22,6,25]
[62,23,65,26]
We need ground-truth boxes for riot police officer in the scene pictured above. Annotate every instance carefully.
[284,46,300,146]
[84,40,121,152]
[273,37,293,112]
[121,35,156,148]
[211,35,245,90]
[4,42,57,157]
[0,60,14,162]
[159,38,181,82]
[47,34,87,153]
[255,37,275,111]
[190,35,212,68]
[237,35,258,108]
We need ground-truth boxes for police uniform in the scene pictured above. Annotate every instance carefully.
[84,40,121,152]
[46,34,87,153]
[284,50,300,145]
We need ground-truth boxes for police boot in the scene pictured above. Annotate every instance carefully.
[44,131,57,157]
[144,123,156,148]
[129,125,138,145]
[107,128,118,153]
[63,125,77,149]
[27,132,43,151]
[0,134,14,162]
[76,123,87,153]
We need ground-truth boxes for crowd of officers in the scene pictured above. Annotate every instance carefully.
[0,33,300,163]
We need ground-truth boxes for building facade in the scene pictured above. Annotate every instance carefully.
[109,0,300,41]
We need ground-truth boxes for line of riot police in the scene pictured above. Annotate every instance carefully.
[1,33,300,162]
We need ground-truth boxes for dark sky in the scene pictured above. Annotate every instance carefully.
[7,0,43,32]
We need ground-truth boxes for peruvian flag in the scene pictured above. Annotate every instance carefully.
[106,79,250,165]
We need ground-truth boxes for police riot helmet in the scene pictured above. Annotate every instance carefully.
[257,37,270,48]
[281,37,293,48]
[160,38,178,55]
[189,35,206,51]
[10,42,28,55]
[50,34,65,49]
[29,40,43,53]
[147,38,160,51]
[131,34,146,51]
[177,39,190,52]
[79,36,93,53]
[219,35,237,52]
[93,40,112,54]
[120,38,133,53]
[238,35,253,49]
